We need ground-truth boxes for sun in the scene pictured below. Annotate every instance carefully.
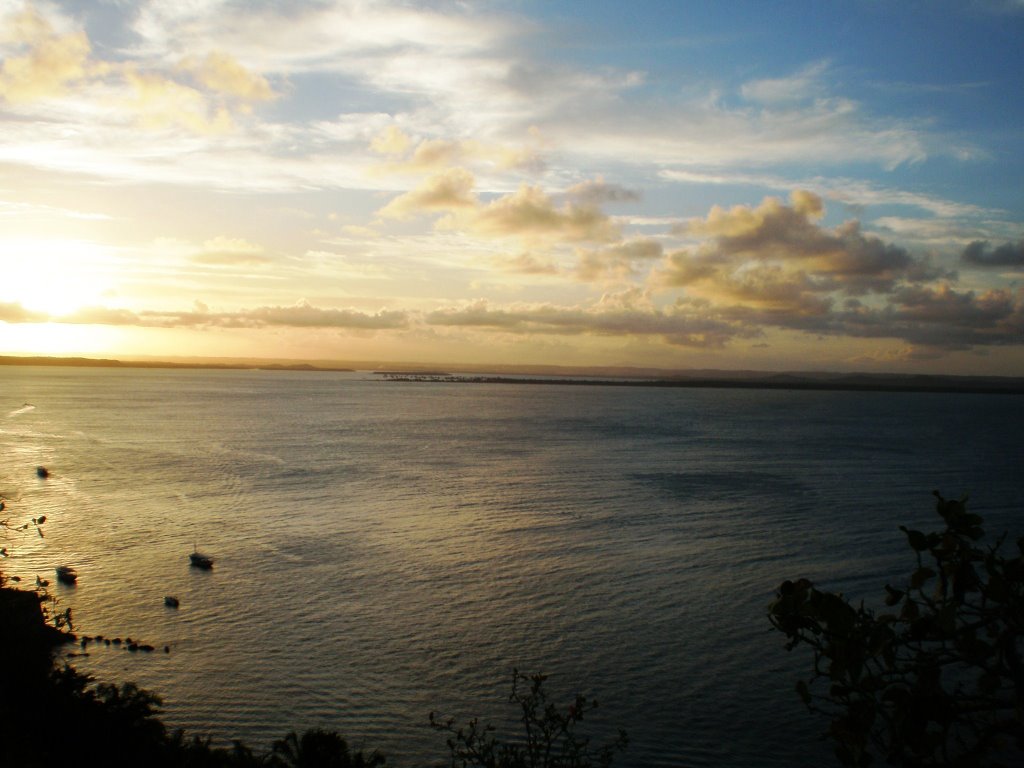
[1,237,111,316]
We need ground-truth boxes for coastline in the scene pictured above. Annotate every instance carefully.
[2,354,1023,394]
[378,373,1024,395]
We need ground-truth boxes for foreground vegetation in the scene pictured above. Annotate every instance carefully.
[4,491,1023,766]
[770,492,1024,766]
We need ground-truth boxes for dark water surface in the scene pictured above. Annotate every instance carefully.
[1,367,1021,766]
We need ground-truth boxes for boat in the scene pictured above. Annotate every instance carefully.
[189,550,214,570]
[164,596,180,608]
[55,565,78,584]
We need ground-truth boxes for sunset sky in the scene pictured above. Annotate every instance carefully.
[1,0,1023,373]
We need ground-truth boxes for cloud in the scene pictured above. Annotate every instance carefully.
[406,138,464,170]
[663,190,951,295]
[635,191,1024,351]
[0,6,275,135]
[124,68,234,134]
[682,189,825,240]
[446,184,620,243]
[179,51,276,103]
[59,302,409,331]
[191,236,272,265]
[0,7,92,103]
[550,83,942,171]
[499,252,560,275]
[377,167,477,219]
[238,303,408,329]
[740,61,830,105]
[0,301,48,323]
[377,171,621,242]
[961,239,1024,268]
[57,306,142,326]
[710,265,833,316]
[845,284,1024,349]
[370,127,544,174]
[658,169,989,219]
[424,298,748,348]
[0,2,977,202]
[574,239,663,282]
[370,125,411,155]
[566,178,642,206]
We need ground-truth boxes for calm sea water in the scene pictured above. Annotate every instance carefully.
[1,366,1021,767]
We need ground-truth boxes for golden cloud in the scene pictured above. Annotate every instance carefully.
[448,184,619,243]
[377,167,478,219]
[192,236,271,265]
[0,8,274,133]
[124,68,233,134]
[0,8,91,103]
[370,127,543,174]
[660,190,949,299]
[179,51,276,103]
[424,298,747,348]
[57,302,409,331]
[574,238,663,282]
[370,125,411,155]
[499,252,560,275]
[684,190,826,242]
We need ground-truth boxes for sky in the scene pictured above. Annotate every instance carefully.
[1,0,1023,374]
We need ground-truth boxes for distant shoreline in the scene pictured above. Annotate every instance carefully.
[379,373,1024,395]
[2,354,1022,394]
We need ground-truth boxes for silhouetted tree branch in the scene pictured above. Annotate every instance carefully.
[430,669,627,768]
[770,492,1024,766]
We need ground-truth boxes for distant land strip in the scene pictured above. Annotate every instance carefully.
[380,374,1024,395]
[2,355,1022,394]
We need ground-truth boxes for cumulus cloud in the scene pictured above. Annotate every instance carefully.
[377,167,478,218]
[961,239,1024,268]
[377,171,621,242]
[662,190,950,296]
[574,239,663,282]
[837,285,1024,349]
[636,190,1024,352]
[446,184,619,243]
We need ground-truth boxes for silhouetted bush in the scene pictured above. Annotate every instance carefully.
[770,492,1024,766]
[269,729,386,768]
[430,669,628,768]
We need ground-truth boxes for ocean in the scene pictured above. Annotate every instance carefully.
[1,366,1021,767]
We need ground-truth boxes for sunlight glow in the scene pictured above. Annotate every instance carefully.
[0,323,124,357]
[2,237,112,316]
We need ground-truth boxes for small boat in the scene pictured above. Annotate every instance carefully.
[55,565,78,584]
[164,596,180,608]
[189,550,214,570]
